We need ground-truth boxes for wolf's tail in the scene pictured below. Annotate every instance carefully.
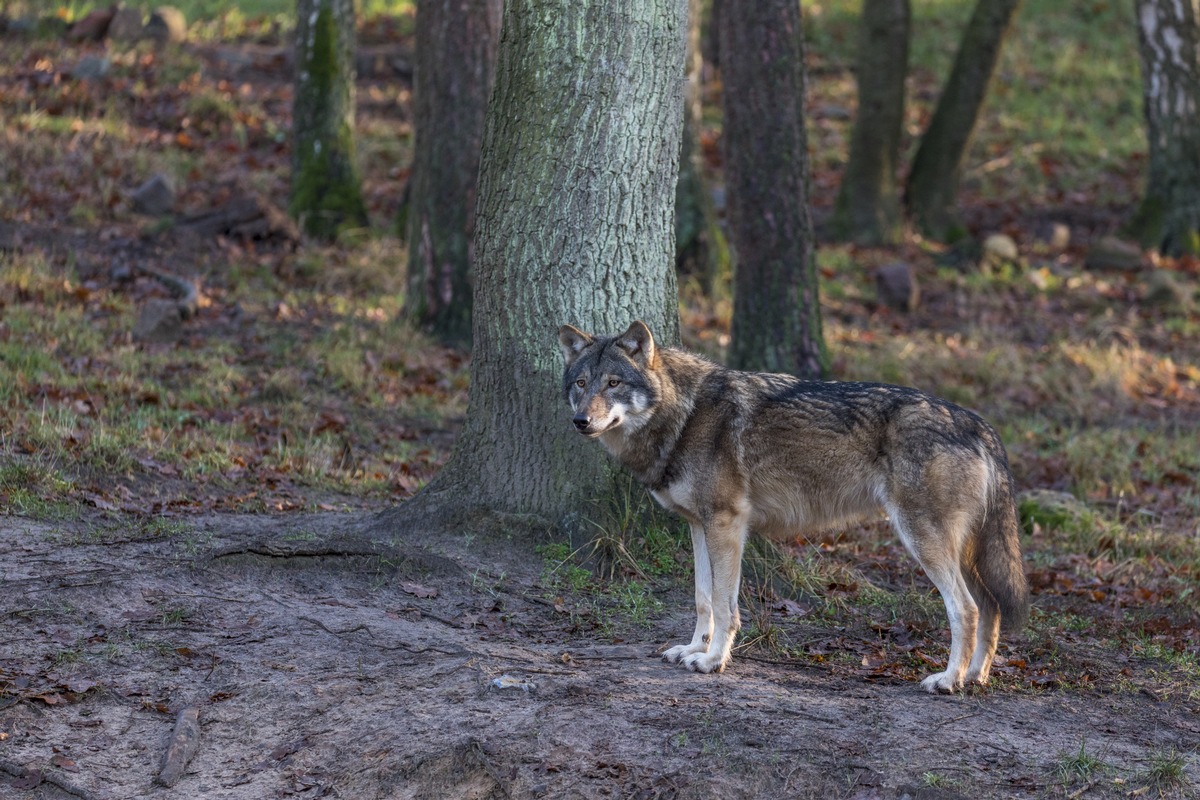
[966,437,1030,632]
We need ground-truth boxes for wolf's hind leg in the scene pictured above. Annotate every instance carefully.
[965,598,1000,685]
[681,510,747,674]
[918,559,978,693]
[664,523,714,663]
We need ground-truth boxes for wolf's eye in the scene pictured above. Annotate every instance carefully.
[608,379,621,388]
[575,379,586,388]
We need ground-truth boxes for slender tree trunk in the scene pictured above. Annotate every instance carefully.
[404,0,502,345]
[675,0,728,295]
[1128,0,1200,256]
[721,0,828,379]
[291,0,368,240]
[832,0,909,245]
[381,0,686,534]
[904,0,1024,242]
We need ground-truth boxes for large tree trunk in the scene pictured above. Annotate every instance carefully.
[675,0,728,296]
[1128,0,1200,256]
[290,0,368,240]
[903,0,1024,242]
[721,0,828,379]
[832,0,910,245]
[381,0,686,534]
[404,0,502,345]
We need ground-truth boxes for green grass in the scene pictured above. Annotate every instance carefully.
[1056,739,1110,785]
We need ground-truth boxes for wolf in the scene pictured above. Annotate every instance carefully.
[558,320,1030,693]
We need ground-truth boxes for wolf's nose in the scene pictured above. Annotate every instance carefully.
[572,415,590,431]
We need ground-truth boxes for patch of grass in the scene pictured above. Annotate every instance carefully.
[920,771,960,790]
[1056,739,1110,786]
[1139,748,1192,795]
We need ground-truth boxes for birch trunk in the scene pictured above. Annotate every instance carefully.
[1129,0,1200,255]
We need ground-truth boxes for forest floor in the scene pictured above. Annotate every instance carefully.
[3,2,1200,798]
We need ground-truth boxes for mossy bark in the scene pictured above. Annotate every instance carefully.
[832,0,909,245]
[1127,0,1200,256]
[903,0,1023,242]
[404,0,502,345]
[381,0,687,534]
[290,0,368,240]
[674,0,729,296]
[721,0,828,379]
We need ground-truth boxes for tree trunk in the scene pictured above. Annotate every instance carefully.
[381,0,686,534]
[832,0,909,245]
[721,0,828,379]
[904,0,1024,242]
[675,0,728,295]
[404,0,502,345]
[290,0,368,240]
[1128,0,1200,256]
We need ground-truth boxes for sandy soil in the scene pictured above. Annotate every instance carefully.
[2,511,1198,800]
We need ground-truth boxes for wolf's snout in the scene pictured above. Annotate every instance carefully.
[572,414,591,432]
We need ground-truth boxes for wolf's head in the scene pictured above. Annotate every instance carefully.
[557,320,659,438]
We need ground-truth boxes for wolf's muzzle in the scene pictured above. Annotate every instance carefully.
[572,414,592,433]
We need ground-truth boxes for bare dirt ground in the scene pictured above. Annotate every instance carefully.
[2,511,1198,800]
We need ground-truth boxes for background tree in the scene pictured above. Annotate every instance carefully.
[903,0,1025,241]
[290,0,368,239]
[674,0,727,295]
[403,0,502,344]
[720,0,828,378]
[1127,0,1200,255]
[832,0,910,245]
[379,0,686,534]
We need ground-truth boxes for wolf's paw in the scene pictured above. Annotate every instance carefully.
[920,671,962,694]
[663,642,708,664]
[681,651,727,674]
[965,667,991,686]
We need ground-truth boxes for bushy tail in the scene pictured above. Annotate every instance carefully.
[967,443,1030,632]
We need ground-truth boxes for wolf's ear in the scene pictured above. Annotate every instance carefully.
[558,325,594,366]
[616,320,655,364]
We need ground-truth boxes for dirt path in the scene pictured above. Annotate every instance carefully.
[1,512,1197,800]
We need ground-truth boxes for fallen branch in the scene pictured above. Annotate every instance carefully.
[0,758,98,800]
[135,264,200,319]
[156,705,201,787]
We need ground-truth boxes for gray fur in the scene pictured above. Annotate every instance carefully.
[559,321,1030,693]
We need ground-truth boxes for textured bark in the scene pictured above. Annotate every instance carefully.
[832,0,910,245]
[675,0,727,295]
[291,0,368,240]
[383,0,687,533]
[721,0,828,378]
[904,0,1024,241]
[404,0,502,344]
[1129,0,1200,255]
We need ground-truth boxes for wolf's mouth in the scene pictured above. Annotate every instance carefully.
[581,418,620,437]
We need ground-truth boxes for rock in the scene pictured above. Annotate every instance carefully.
[67,5,116,41]
[107,6,145,41]
[0,221,20,252]
[131,174,175,216]
[69,55,112,82]
[1084,235,1144,271]
[1048,222,1071,251]
[875,261,919,312]
[146,6,186,44]
[178,192,299,245]
[134,298,183,343]
[1142,270,1193,310]
[981,233,1020,270]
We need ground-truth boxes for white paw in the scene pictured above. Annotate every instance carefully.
[920,671,962,694]
[681,650,727,674]
[663,642,708,664]
[965,667,991,686]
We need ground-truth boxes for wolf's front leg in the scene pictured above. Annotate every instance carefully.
[664,523,713,663]
[681,511,747,674]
